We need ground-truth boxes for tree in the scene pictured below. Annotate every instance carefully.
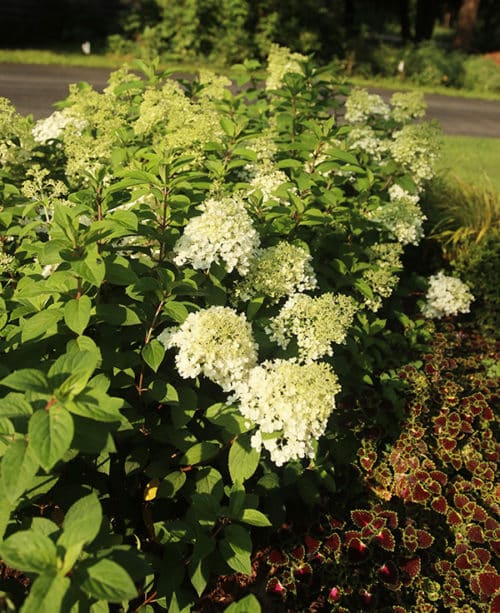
[453,0,481,50]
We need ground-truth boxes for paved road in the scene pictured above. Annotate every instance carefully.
[1,62,499,137]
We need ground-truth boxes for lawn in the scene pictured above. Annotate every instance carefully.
[439,135,500,192]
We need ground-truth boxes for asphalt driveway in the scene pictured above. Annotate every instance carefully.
[1,62,499,137]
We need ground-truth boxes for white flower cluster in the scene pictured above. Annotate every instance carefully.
[389,123,440,184]
[362,243,403,311]
[345,89,390,124]
[233,359,341,466]
[347,126,388,160]
[267,293,358,362]
[158,306,258,391]
[422,271,473,319]
[369,184,426,246]
[266,44,307,91]
[173,195,260,275]
[247,167,291,203]
[389,91,427,123]
[234,242,317,302]
[32,110,85,143]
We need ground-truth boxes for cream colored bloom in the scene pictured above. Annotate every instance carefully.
[422,271,473,319]
[267,293,358,362]
[159,306,258,391]
[234,242,317,302]
[233,359,341,466]
[173,195,260,274]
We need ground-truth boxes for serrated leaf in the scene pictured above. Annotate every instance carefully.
[59,493,102,550]
[77,559,138,602]
[64,296,92,335]
[71,254,105,287]
[1,369,50,394]
[28,406,74,471]
[21,309,63,342]
[142,340,166,373]
[179,442,221,466]
[158,471,186,498]
[96,304,141,326]
[0,393,33,418]
[65,392,123,423]
[224,594,261,612]
[239,509,272,527]
[163,301,189,324]
[0,530,57,573]
[20,573,70,613]
[219,524,252,575]
[228,434,260,484]
[1,440,39,503]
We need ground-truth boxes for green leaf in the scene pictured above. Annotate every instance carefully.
[21,309,63,342]
[179,442,221,466]
[96,304,141,326]
[59,493,102,550]
[228,434,260,484]
[189,536,215,597]
[246,296,264,320]
[219,525,252,575]
[157,471,186,499]
[1,440,39,503]
[224,594,261,613]
[0,530,58,573]
[65,391,124,423]
[77,559,138,602]
[28,406,74,471]
[71,254,105,287]
[64,296,92,335]
[0,393,33,418]
[163,301,189,324]
[1,369,50,394]
[142,340,166,373]
[20,573,70,613]
[49,350,98,398]
[239,509,272,527]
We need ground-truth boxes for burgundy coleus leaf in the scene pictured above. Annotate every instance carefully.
[440,437,457,451]
[293,561,312,577]
[359,588,373,606]
[351,509,374,528]
[378,561,399,584]
[435,559,452,573]
[289,545,305,562]
[324,533,341,555]
[267,548,289,566]
[489,592,500,612]
[477,571,500,597]
[431,496,447,514]
[461,420,473,434]
[358,450,377,472]
[474,547,491,565]
[473,505,488,522]
[467,524,485,543]
[416,529,434,549]
[411,482,431,503]
[375,528,396,552]
[456,553,473,571]
[377,509,398,529]
[371,517,386,532]
[447,509,463,526]
[454,494,470,509]
[327,586,341,603]
[481,405,493,420]
[327,516,345,530]
[304,534,321,556]
[267,577,286,595]
[400,556,421,583]
[345,532,370,563]
[430,470,447,486]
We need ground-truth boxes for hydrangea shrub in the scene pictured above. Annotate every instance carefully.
[0,49,445,611]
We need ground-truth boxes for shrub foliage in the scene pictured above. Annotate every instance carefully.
[0,50,493,612]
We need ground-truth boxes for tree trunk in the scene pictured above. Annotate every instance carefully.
[415,0,439,42]
[453,0,481,50]
[399,0,411,42]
